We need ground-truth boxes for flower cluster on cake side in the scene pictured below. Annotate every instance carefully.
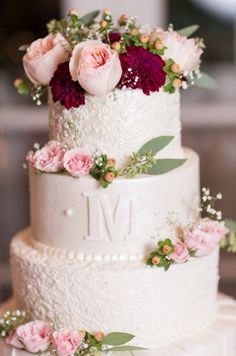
[14,9,215,109]
[0,311,146,355]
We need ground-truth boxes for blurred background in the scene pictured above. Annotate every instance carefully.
[0,0,236,302]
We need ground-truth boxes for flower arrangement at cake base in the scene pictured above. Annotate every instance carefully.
[0,311,147,355]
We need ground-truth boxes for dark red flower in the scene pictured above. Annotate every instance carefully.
[50,61,85,110]
[118,46,166,95]
[108,32,121,44]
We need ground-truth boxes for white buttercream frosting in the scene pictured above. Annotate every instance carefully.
[11,230,219,348]
[49,89,182,168]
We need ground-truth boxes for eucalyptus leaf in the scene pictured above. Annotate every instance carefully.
[177,25,199,37]
[194,72,218,89]
[106,345,148,352]
[225,219,236,233]
[148,159,187,175]
[81,10,100,26]
[139,136,174,155]
[102,332,135,346]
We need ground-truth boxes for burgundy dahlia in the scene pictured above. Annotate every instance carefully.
[108,32,121,44]
[50,61,85,110]
[118,46,166,95]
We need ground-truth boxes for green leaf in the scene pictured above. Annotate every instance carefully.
[148,159,187,175]
[194,72,218,89]
[224,219,236,233]
[106,345,148,351]
[139,136,174,155]
[102,332,135,346]
[177,25,199,37]
[81,10,100,26]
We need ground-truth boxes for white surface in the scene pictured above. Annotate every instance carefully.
[29,148,199,259]
[10,231,219,348]
[49,89,183,168]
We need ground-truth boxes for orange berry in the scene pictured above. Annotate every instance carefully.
[69,9,78,16]
[105,172,115,183]
[79,330,86,339]
[130,27,139,36]
[95,331,105,341]
[140,34,149,44]
[154,39,164,50]
[107,158,116,167]
[111,42,121,51]
[171,63,181,74]
[119,14,128,26]
[152,256,161,265]
[172,78,182,89]
[103,8,112,15]
[163,245,171,254]
[100,20,108,28]
[14,78,23,88]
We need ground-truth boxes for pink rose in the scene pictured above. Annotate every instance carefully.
[184,218,229,257]
[23,33,70,85]
[69,40,122,96]
[63,148,93,177]
[52,329,82,356]
[30,140,66,173]
[16,320,52,353]
[6,330,24,349]
[170,238,189,264]
[149,28,202,73]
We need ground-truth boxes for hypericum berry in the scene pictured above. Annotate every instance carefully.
[152,256,161,265]
[163,245,172,254]
[107,158,116,167]
[119,14,128,26]
[154,39,164,50]
[171,63,181,74]
[103,8,111,15]
[69,9,78,16]
[130,27,139,36]
[105,172,115,183]
[94,331,105,341]
[111,42,121,51]
[14,78,23,88]
[140,34,149,44]
[79,330,86,340]
[100,20,108,28]
[172,78,182,89]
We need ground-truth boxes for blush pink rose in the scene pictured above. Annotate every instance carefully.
[6,330,24,349]
[52,329,82,356]
[32,140,66,173]
[170,238,189,264]
[16,320,52,353]
[184,218,229,257]
[149,28,202,73]
[63,148,93,177]
[23,33,70,85]
[69,40,122,96]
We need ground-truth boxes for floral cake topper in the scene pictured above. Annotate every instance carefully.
[14,9,216,109]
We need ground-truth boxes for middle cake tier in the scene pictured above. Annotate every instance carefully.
[29,148,199,260]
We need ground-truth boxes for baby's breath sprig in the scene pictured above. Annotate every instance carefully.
[122,151,157,178]
[0,310,28,338]
[31,85,47,106]
[201,187,223,221]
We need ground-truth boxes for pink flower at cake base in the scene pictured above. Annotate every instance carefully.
[149,29,202,73]
[69,40,122,96]
[52,329,82,356]
[63,148,93,177]
[15,320,52,353]
[184,218,229,257]
[6,330,24,349]
[28,140,66,173]
[23,33,70,85]
[170,238,189,263]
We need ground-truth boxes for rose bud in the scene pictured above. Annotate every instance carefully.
[14,78,23,88]
[69,9,79,16]
[105,172,115,183]
[107,158,116,167]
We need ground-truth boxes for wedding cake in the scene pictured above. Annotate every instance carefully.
[0,9,230,356]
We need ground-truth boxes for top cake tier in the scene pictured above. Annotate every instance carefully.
[49,89,182,167]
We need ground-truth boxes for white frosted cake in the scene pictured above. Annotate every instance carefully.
[1,9,230,356]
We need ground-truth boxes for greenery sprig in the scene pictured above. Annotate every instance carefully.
[90,154,119,188]
[122,151,157,178]
[221,219,236,253]
[146,239,174,271]
[163,58,183,93]
[0,310,28,338]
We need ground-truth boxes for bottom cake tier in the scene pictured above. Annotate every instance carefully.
[10,229,219,348]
